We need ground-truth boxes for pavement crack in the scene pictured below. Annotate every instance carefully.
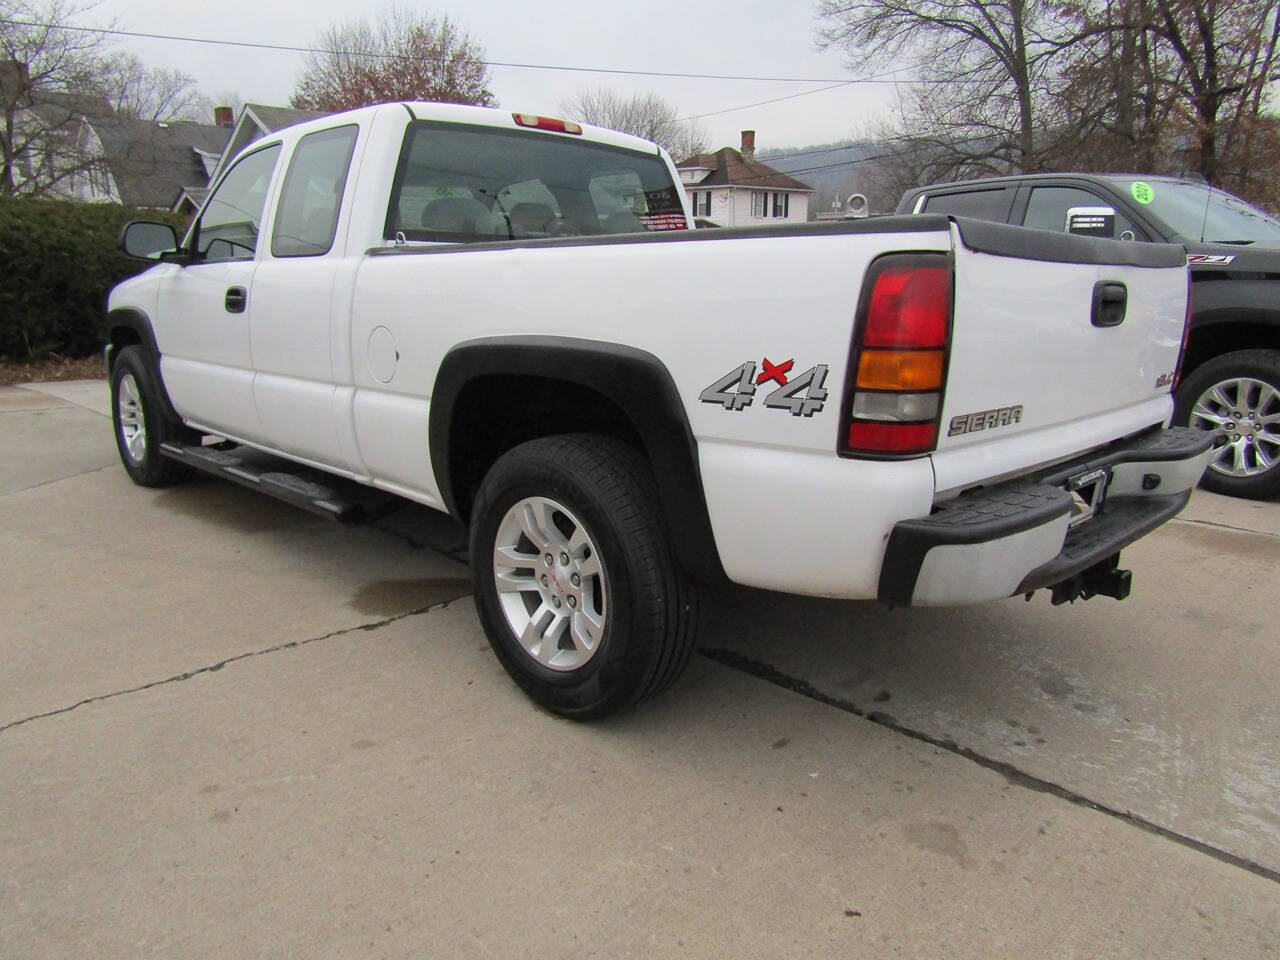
[368,518,470,565]
[0,598,465,736]
[2,463,116,498]
[700,646,1280,887]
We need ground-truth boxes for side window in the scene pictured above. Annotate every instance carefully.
[271,125,359,258]
[196,144,282,261]
[1023,186,1139,239]
[921,188,1014,223]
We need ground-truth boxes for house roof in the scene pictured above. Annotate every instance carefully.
[92,118,232,208]
[205,102,329,185]
[677,147,813,192]
[23,89,232,207]
[173,185,209,210]
[243,103,327,134]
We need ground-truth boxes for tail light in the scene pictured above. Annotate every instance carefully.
[1173,275,1193,389]
[839,253,952,457]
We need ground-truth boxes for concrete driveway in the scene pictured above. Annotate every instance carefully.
[2,381,1277,958]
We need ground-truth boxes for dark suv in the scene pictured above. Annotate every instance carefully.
[898,174,1280,499]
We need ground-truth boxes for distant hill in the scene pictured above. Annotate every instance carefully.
[757,141,890,214]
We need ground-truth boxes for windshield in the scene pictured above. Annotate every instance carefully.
[1108,178,1280,245]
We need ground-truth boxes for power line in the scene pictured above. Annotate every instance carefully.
[0,17,921,85]
[2,14,993,180]
[677,81,859,122]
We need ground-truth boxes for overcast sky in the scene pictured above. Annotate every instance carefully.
[89,0,904,150]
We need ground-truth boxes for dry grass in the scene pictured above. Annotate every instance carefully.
[0,354,106,386]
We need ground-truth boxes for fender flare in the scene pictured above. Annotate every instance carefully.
[429,335,727,585]
[105,307,184,424]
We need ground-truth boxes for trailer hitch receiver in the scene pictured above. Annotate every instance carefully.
[1049,553,1132,605]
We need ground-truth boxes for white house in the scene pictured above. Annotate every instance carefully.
[677,131,813,227]
[0,60,233,209]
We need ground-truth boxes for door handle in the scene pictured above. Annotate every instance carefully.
[225,286,247,314]
[1091,281,1127,327]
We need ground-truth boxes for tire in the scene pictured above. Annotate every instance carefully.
[469,434,698,719]
[110,345,193,487]
[1173,348,1280,500]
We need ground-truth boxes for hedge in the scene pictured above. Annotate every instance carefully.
[0,196,186,361]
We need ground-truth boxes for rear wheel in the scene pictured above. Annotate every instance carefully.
[469,434,697,718]
[1173,349,1280,500]
[110,345,192,487]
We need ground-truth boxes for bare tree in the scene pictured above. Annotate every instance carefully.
[559,87,708,160]
[96,53,208,122]
[291,6,495,112]
[1141,0,1279,184]
[0,1,216,197]
[816,0,1087,172]
[819,0,1280,209]
[0,0,113,194]
[1044,0,1279,190]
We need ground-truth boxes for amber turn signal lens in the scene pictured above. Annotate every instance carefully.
[856,349,944,391]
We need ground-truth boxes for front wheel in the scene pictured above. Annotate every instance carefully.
[110,345,192,487]
[469,435,698,719]
[1173,348,1280,500]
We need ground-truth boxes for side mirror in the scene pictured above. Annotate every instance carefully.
[1065,206,1116,239]
[120,220,181,260]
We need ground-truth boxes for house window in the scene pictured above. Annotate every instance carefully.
[773,192,786,218]
[751,191,767,218]
[691,191,711,217]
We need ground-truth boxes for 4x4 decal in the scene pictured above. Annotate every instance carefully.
[700,358,829,417]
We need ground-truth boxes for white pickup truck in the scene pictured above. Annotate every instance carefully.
[108,101,1213,717]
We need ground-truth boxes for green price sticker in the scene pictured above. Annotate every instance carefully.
[1130,181,1154,204]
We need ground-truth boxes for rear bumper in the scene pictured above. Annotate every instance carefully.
[878,427,1214,606]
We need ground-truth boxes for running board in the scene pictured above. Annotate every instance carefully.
[158,441,394,523]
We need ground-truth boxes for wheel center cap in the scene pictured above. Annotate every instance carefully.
[1238,420,1254,437]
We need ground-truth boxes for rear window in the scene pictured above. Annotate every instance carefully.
[922,188,1015,223]
[386,120,689,243]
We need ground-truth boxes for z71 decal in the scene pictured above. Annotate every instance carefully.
[700,358,829,417]
[1187,253,1235,265]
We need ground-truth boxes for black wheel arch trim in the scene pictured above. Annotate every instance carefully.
[105,307,184,424]
[429,335,727,585]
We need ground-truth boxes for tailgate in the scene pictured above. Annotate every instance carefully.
[933,219,1188,493]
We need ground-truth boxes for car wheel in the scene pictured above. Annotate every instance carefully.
[110,345,193,487]
[469,434,698,719]
[1173,348,1280,500]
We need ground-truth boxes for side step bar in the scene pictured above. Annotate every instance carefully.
[158,441,394,523]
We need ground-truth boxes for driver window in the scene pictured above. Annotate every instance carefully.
[196,143,282,261]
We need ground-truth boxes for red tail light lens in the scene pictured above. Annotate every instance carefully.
[847,420,938,453]
[863,264,950,348]
[840,253,952,457]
